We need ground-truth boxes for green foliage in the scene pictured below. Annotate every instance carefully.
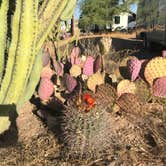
[79,0,119,30]
[79,0,138,31]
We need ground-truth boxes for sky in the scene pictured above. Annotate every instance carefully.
[74,1,138,20]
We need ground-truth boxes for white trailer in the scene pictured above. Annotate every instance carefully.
[112,12,136,32]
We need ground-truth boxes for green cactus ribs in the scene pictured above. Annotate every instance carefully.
[3,0,37,105]
[0,0,9,83]
[0,0,77,134]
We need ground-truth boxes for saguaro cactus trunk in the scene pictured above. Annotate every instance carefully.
[0,0,9,83]
[0,0,77,133]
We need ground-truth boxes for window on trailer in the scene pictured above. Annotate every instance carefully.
[115,16,120,24]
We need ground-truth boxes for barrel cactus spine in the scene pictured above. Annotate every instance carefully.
[60,84,117,163]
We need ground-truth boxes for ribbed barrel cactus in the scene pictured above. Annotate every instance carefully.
[60,84,117,162]
[0,0,77,133]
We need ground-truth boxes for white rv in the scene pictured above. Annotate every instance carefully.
[112,12,136,32]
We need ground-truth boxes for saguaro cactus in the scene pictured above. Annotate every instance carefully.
[0,0,77,133]
[0,0,8,83]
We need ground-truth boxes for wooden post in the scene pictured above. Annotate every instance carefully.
[71,15,75,35]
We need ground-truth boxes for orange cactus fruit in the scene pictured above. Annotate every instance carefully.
[83,93,95,110]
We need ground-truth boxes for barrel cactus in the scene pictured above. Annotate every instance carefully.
[60,84,117,163]
[0,0,77,133]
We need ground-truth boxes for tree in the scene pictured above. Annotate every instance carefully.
[78,0,139,31]
[79,0,119,31]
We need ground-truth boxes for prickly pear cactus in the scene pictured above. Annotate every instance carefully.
[153,77,166,98]
[93,55,103,73]
[127,58,142,81]
[38,78,54,101]
[87,72,105,92]
[53,59,64,76]
[64,73,77,92]
[117,93,141,112]
[42,51,50,67]
[69,64,81,77]
[60,84,117,163]
[83,56,95,76]
[70,47,81,65]
[135,79,151,102]
[41,65,53,79]
[144,57,166,85]
[117,79,136,97]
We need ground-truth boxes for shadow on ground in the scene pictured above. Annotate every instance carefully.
[0,105,18,147]
[112,37,164,59]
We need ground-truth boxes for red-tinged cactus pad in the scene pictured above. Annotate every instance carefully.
[144,57,166,86]
[41,66,53,79]
[83,56,95,76]
[70,47,81,65]
[153,77,166,98]
[38,78,54,101]
[127,58,142,81]
[74,56,82,66]
[93,55,103,73]
[53,59,64,76]
[42,51,50,67]
[64,74,77,92]
[117,79,136,97]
